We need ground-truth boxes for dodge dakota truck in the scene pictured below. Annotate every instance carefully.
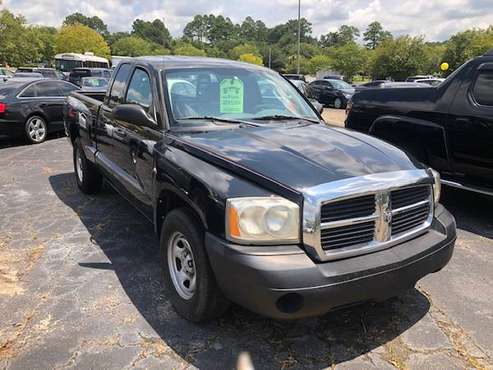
[346,50,493,196]
[64,56,456,322]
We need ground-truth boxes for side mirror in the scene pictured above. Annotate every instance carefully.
[112,104,155,127]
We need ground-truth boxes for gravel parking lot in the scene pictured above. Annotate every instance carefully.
[1,136,492,370]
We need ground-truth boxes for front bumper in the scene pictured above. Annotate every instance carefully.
[206,205,456,319]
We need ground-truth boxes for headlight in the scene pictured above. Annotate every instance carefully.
[226,197,300,244]
[430,168,441,205]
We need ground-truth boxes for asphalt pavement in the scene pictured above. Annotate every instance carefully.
[0,137,492,370]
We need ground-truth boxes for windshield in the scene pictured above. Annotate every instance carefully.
[163,67,318,126]
[327,79,353,90]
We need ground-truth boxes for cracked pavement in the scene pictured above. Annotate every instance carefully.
[0,137,492,370]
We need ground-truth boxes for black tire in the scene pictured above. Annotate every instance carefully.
[73,139,103,194]
[25,115,48,144]
[160,208,229,322]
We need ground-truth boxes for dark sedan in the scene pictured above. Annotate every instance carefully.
[309,79,355,109]
[0,79,79,144]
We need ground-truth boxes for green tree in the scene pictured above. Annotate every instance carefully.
[0,10,41,66]
[63,12,109,38]
[174,43,207,57]
[239,17,268,42]
[442,28,493,73]
[111,36,153,56]
[320,25,359,47]
[231,43,261,59]
[132,19,172,48]
[308,54,333,74]
[268,18,314,47]
[55,24,110,59]
[370,36,429,80]
[331,43,367,82]
[32,26,57,63]
[363,21,392,49]
[239,53,263,65]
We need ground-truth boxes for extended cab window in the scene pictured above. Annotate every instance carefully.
[126,68,152,109]
[473,70,493,106]
[108,64,131,106]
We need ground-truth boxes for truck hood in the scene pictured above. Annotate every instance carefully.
[176,123,420,192]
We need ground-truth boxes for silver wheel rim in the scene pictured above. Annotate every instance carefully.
[167,232,196,300]
[27,117,46,142]
[75,148,83,182]
[334,98,342,109]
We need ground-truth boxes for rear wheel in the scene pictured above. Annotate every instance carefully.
[160,208,229,322]
[73,139,103,194]
[25,115,47,144]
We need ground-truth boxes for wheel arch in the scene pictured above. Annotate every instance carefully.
[369,115,450,167]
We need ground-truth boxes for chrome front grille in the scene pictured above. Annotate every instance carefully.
[319,185,432,253]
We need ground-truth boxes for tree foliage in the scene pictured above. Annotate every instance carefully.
[55,24,111,59]
[132,19,171,48]
[369,36,429,80]
[331,43,367,81]
[63,12,108,38]
[363,21,392,49]
[320,25,360,48]
[442,28,493,73]
[174,43,207,57]
[239,53,263,65]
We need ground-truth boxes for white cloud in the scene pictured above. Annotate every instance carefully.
[2,0,492,41]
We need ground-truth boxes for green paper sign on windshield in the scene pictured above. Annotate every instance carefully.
[220,78,244,113]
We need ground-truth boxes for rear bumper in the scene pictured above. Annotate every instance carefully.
[0,120,24,138]
[206,205,456,319]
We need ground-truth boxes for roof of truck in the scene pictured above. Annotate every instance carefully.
[133,55,266,71]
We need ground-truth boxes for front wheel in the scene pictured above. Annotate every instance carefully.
[25,115,47,144]
[160,208,229,322]
[73,140,103,194]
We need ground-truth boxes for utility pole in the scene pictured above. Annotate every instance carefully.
[297,0,301,74]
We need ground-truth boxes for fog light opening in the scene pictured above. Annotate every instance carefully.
[276,293,304,314]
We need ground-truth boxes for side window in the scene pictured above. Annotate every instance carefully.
[108,64,131,106]
[36,81,63,97]
[473,70,493,106]
[126,68,152,109]
[20,84,40,97]
[58,82,79,96]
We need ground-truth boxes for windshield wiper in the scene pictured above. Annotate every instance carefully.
[252,115,319,123]
[179,116,259,127]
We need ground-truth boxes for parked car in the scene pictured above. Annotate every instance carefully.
[346,50,493,196]
[323,74,344,80]
[0,79,79,143]
[13,72,45,79]
[414,78,445,86]
[354,80,390,91]
[291,80,324,113]
[405,75,434,82]
[0,67,14,82]
[16,67,61,79]
[68,68,112,86]
[64,56,455,322]
[283,73,306,82]
[309,79,355,108]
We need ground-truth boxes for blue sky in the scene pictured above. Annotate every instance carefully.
[2,0,493,41]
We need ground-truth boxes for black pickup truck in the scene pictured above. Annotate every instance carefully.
[346,50,493,196]
[64,56,456,322]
